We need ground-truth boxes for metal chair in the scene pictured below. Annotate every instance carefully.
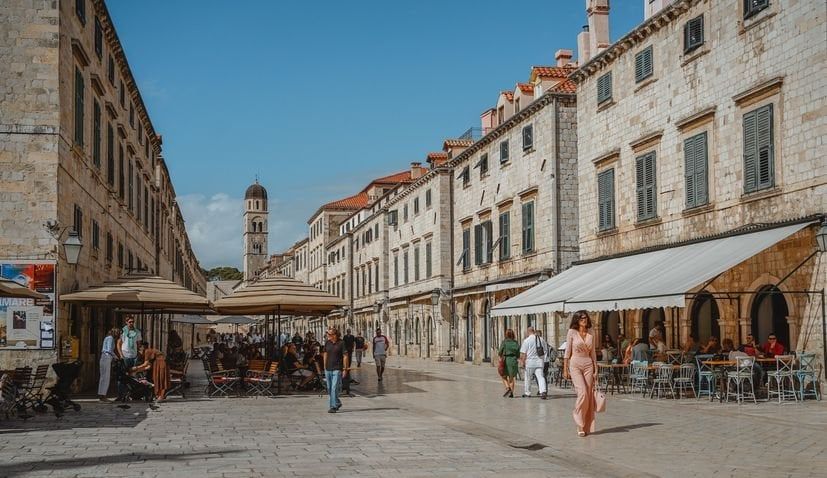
[18,364,49,412]
[597,365,612,392]
[245,362,277,397]
[726,356,757,404]
[666,350,684,365]
[202,358,240,397]
[650,363,675,399]
[795,352,821,401]
[695,354,716,401]
[767,355,798,404]
[630,361,649,396]
[673,363,696,398]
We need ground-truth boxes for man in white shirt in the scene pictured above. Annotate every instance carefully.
[372,328,390,382]
[519,327,548,399]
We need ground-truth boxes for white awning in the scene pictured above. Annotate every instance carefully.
[484,279,538,293]
[490,222,811,317]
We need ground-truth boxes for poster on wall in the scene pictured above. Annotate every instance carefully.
[0,261,57,349]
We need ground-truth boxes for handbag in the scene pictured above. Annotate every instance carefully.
[593,387,607,413]
[497,357,506,377]
[535,336,545,357]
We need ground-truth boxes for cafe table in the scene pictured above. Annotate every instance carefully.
[596,363,628,395]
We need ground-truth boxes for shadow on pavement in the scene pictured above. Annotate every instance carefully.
[589,422,662,435]
[0,449,245,477]
[0,404,152,432]
[336,407,401,413]
[348,368,454,396]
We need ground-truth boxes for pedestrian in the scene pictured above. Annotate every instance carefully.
[354,331,366,367]
[497,328,519,397]
[519,326,548,399]
[131,341,171,402]
[563,311,597,437]
[372,328,390,382]
[342,328,358,390]
[98,327,121,402]
[537,330,551,379]
[116,316,142,400]
[323,328,349,413]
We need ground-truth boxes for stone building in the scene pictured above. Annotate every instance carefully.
[243,181,268,283]
[0,0,205,387]
[500,0,826,364]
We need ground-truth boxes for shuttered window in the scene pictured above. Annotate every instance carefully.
[500,140,509,163]
[474,224,483,266]
[106,124,115,185]
[522,125,534,151]
[425,189,432,208]
[684,15,704,53]
[521,202,535,253]
[597,169,615,231]
[636,152,658,220]
[461,228,471,271]
[478,153,489,177]
[597,72,612,104]
[684,132,709,208]
[635,46,653,83]
[393,254,399,286]
[75,0,86,25]
[743,104,774,193]
[92,100,101,168]
[403,250,409,284]
[744,0,769,19]
[425,242,432,278]
[414,246,420,281]
[94,17,103,58]
[498,211,511,260]
[74,68,84,147]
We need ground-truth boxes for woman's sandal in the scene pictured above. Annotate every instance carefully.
[577,428,586,437]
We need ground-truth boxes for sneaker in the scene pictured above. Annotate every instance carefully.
[541,393,547,400]
[328,408,337,413]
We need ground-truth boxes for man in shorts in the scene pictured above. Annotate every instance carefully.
[372,328,390,382]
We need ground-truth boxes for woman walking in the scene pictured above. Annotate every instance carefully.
[98,328,121,402]
[498,329,520,397]
[564,311,597,437]
[131,341,171,401]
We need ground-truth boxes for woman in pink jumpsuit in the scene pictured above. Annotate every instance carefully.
[564,311,597,437]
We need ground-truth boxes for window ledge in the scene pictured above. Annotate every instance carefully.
[681,203,714,218]
[634,76,657,93]
[740,186,781,204]
[739,10,777,35]
[596,227,618,238]
[522,147,535,155]
[521,251,538,259]
[500,160,511,168]
[681,47,710,67]
[635,216,662,228]
[478,263,492,270]
[597,99,616,113]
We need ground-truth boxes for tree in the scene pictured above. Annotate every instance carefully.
[206,266,243,281]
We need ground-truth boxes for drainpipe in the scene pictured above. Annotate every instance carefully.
[553,97,563,275]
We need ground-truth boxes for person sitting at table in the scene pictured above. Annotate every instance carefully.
[761,333,785,357]
[683,334,701,354]
[602,335,617,361]
[622,339,635,365]
[631,338,650,362]
[617,334,630,356]
[282,343,314,388]
[650,335,667,361]
[700,336,721,354]
[721,338,735,355]
[738,334,760,357]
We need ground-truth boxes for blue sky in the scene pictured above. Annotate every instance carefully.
[107,0,644,269]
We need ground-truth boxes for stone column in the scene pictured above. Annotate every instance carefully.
[664,310,674,349]
[786,316,800,351]
[738,318,751,344]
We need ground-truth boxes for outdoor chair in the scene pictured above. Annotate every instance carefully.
[630,361,649,396]
[0,374,17,419]
[166,359,189,399]
[726,356,757,404]
[597,365,612,393]
[245,362,277,397]
[10,367,32,413]
[767,355,798,404]
[794,352,821,401]
[695,354,716,401]
[666,350,684,365]
[650,363,675,399]
[673,363,696,398]
[202,358,240,398]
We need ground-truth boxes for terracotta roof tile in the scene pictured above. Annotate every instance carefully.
[323,191,369,210]
[427,151,449,160]
[517,83,534,94]
[500,91,514,102]
[372,171,413,184]
[549,79,577,94]
[443,138,475,149]
[530,65,576,80]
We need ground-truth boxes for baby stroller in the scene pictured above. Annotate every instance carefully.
[43,361,82,417]
[113,359,154,403]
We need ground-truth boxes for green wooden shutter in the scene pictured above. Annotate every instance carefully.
[522,202,534,253]
[474,224,482,265]
[499,212,510,260]
[484,220,493,263]
[634,46,653,83]
[597,72,612,103]
[606,170,615,229]
[694,133,708,205]
[74,68,84,146]
[743,110,758,192]
[636,153,657,219]
[646,152,657,218]
[684,136,696,207]
[636,156,646,219]
[756,104,774,189]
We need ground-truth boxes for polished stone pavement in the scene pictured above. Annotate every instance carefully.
[0,357,825,477]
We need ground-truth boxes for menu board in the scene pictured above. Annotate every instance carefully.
[0,261,57,349]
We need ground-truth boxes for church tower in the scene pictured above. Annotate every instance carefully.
[243,180,268,282]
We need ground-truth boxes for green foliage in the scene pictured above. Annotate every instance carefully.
[206,266,243,281]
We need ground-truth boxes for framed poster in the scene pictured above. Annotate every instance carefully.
[0,260,57,349]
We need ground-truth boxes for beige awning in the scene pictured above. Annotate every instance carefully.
[212,275,346,315]
[0,277,49,300]
[60,274,210,312]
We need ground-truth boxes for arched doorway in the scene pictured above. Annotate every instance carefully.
[751,286,790,347]
[426,316,433,358]
[394,320,400,355]
[465,302,474,361]
[482,300,491,362]
[691,292,720,344]
[403,318,410,356]
[601,311,621,343]
[641,308,665,341]
[415,317,421,357]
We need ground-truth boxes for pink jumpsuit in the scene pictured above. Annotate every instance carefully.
[566,329,597,433]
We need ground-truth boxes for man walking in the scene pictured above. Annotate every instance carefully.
[372,328,390,382]
[519,326,548,399]
[354,331,366,367]
[342,328,357,393]
[323,328,349,413]
[116,316,142,400]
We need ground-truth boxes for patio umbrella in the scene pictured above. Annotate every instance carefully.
[171,315,213,352]
[214,316,256,325]
[60,274,210,312]
[0,277,49,300]
[212,275,346,356]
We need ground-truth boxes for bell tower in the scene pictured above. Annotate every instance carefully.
[243,180,268,283]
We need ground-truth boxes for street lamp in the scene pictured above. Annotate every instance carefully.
[63,229,83,265]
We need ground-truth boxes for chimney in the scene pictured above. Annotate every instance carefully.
[480,108,496,136]
[555,49,574,67]
[577,25,591,63]
[410,162,424,180]
[587,0,610,57]
[645,0,676,20]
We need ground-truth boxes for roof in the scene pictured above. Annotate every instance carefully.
[530,65,577,82]
[443,138,475,149]
[322,191,369,210]
[517,83,534,94]
[427,151,449,161]
[549,79,577,94]
[372,170,415,185]
[500,91,514,102]
[245,181,268,200]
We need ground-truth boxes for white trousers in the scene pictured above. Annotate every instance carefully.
[98,354,113,396]
[525,365,547,395]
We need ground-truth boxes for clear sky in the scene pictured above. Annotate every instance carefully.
[106,0,644,270]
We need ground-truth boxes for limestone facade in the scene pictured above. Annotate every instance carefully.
[0,0,204,387]
[570,0,826,359]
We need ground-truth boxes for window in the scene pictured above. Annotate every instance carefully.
[74,68,84,147]
[636,152,657,220]
[498,211,510,260]
[375,262,380,291]
[73,205,83,238]
[413,197,420,215]
[106,124,114,185]
[461,228,471,271]
[684,132,709,208]
[597,169,616,231]
[118,144,125,199]
[94,17,103,58]
[743,104,774,192]
[521,203,534,253]
[119,80,124,106]
[403,250,409,284]
[117,242,124,268]
[374,223,379,238]
[414,245,420,281]
[515,97,521,113]
[684,15,704,53]
[522,125,533,151]
[136,175,142,222]
[425,242,432,279]
[138,123,143,142]
[105,232,113,263]
[75,0,86,25]
[744,0,769,19]
[91,220,100,251]
[597,72,612,104]
[144,187,149,230]
[128,161,134,211]
[459,166,470,187]
[129,104,134,128]
[474,220,493,265]
[394,254,399,286]
[478,153,489,177]
[425,189,432,208]
[92,100,101,168]
[500,140,509,163]
[634,46,653,83]
[108,56,115,84]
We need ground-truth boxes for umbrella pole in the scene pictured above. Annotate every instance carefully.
[191,323,195,356]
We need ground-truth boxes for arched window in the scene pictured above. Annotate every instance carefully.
[751,286,790,347]
[601,311,621,343]
[691,293,720,344]
[415,318,420,344]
